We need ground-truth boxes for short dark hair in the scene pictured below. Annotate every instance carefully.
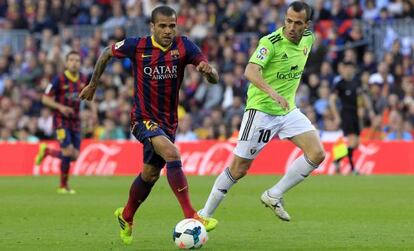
[287,1,312,21]
[66,50,80,60]
[151,5,176,23]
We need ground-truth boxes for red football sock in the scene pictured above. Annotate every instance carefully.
[166,161,196,218]
[60,156,71,188]
[122,174,154,224]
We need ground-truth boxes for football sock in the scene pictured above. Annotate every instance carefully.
[45,148,60,158]
[166,160,196,218]
[60,156,71,188]
[268,155,317,198]
[200,167,237,218]
[123,174,155,224]
[347,147,355,172]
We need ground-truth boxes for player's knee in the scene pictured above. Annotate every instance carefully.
[162,147,181,161]
[309,149,326,165]
[141,168,160,183]
[142,172,160,183]
[229,159,251,179]
[72,150,79,159]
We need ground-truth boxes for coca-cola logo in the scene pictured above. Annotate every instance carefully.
[33,143,122,176]
[179,142,235,175]
[73,143,121,175]
[285,143,380,175]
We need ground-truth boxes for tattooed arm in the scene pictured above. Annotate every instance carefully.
[79,46,113,101]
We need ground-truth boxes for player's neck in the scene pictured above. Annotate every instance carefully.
[151,35,172,52]
[64,70,79,82]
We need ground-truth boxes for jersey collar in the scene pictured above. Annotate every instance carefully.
[64,70,79,82]
[151,35,173,52]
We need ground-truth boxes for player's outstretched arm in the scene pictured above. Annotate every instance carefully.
[196,61,219,84]
[79,46,114,101]
[244,63,289,111]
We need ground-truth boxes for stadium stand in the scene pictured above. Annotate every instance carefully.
[0,0,413,142]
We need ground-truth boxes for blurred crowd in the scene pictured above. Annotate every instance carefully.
[0,0,414,143]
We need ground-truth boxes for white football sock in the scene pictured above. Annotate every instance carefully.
[199,168,237,218]
[268,155,317,198]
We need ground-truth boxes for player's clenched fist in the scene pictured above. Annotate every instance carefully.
[196,61,212,74]
[79,83,97,101]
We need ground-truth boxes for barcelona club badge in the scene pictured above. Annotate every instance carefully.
[303,46,308,56]
[171,49,180,58]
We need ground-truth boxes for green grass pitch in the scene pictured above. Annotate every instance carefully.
[1,175,414,250]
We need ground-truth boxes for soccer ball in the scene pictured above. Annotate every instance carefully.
[173,218,208,249]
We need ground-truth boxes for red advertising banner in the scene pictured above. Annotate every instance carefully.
[0,140,413,176]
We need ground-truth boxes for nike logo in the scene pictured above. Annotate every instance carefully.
[141,54,152,58]
[177,186,187,192]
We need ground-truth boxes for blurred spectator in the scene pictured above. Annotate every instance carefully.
[0,0,413,142]
[385,110,413,140]
[176,114,198,142]
[37,107,53,139]
[360,115,385,142]
[99,119,126,140]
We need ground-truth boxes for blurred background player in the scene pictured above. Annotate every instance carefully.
[329,61,374,175]
[35,51,87,194]
[199,1,326,224]
[79,6,219,245]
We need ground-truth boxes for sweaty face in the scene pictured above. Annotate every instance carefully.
[284,7,309,43]
[66,54,81,73]
[151,14,177,47]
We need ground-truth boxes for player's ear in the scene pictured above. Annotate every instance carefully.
[150,22,155,33]
[305,20,311,29]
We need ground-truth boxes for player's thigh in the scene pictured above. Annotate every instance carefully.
[56,128,73,156]
[233,109,280,160]
[150,135,180,161]
[132,120,173,168]
[290,130,325,164]
[69,129,81,158]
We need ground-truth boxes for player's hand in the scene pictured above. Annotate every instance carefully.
[196,61,212,74]
[59,106,74,117]
[270,92,289,111]
[79,83,97,101]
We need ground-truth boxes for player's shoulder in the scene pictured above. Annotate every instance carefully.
[302,29,315,43]
[52,74,64,83]
[262,30,283,45]
[116,36,143,47]
[177,35,195,45]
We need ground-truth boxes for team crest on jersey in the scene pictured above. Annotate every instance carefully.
[256,47,268,60]
[170,49,180,58]
[115,40,125,50]
[303,46,308,56]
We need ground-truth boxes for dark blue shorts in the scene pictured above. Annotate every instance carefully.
[132,120,175,169]
[56,128,81,150]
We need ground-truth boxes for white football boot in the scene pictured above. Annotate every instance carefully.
[260,191,291,221]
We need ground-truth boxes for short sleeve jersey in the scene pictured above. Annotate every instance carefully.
[111,36,207,135]
[246,27,314,115]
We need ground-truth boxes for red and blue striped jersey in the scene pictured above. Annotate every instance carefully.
[45,72,86,131]
[111,36,207,135]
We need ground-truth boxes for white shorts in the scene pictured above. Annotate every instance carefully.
[233,108,315,159]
